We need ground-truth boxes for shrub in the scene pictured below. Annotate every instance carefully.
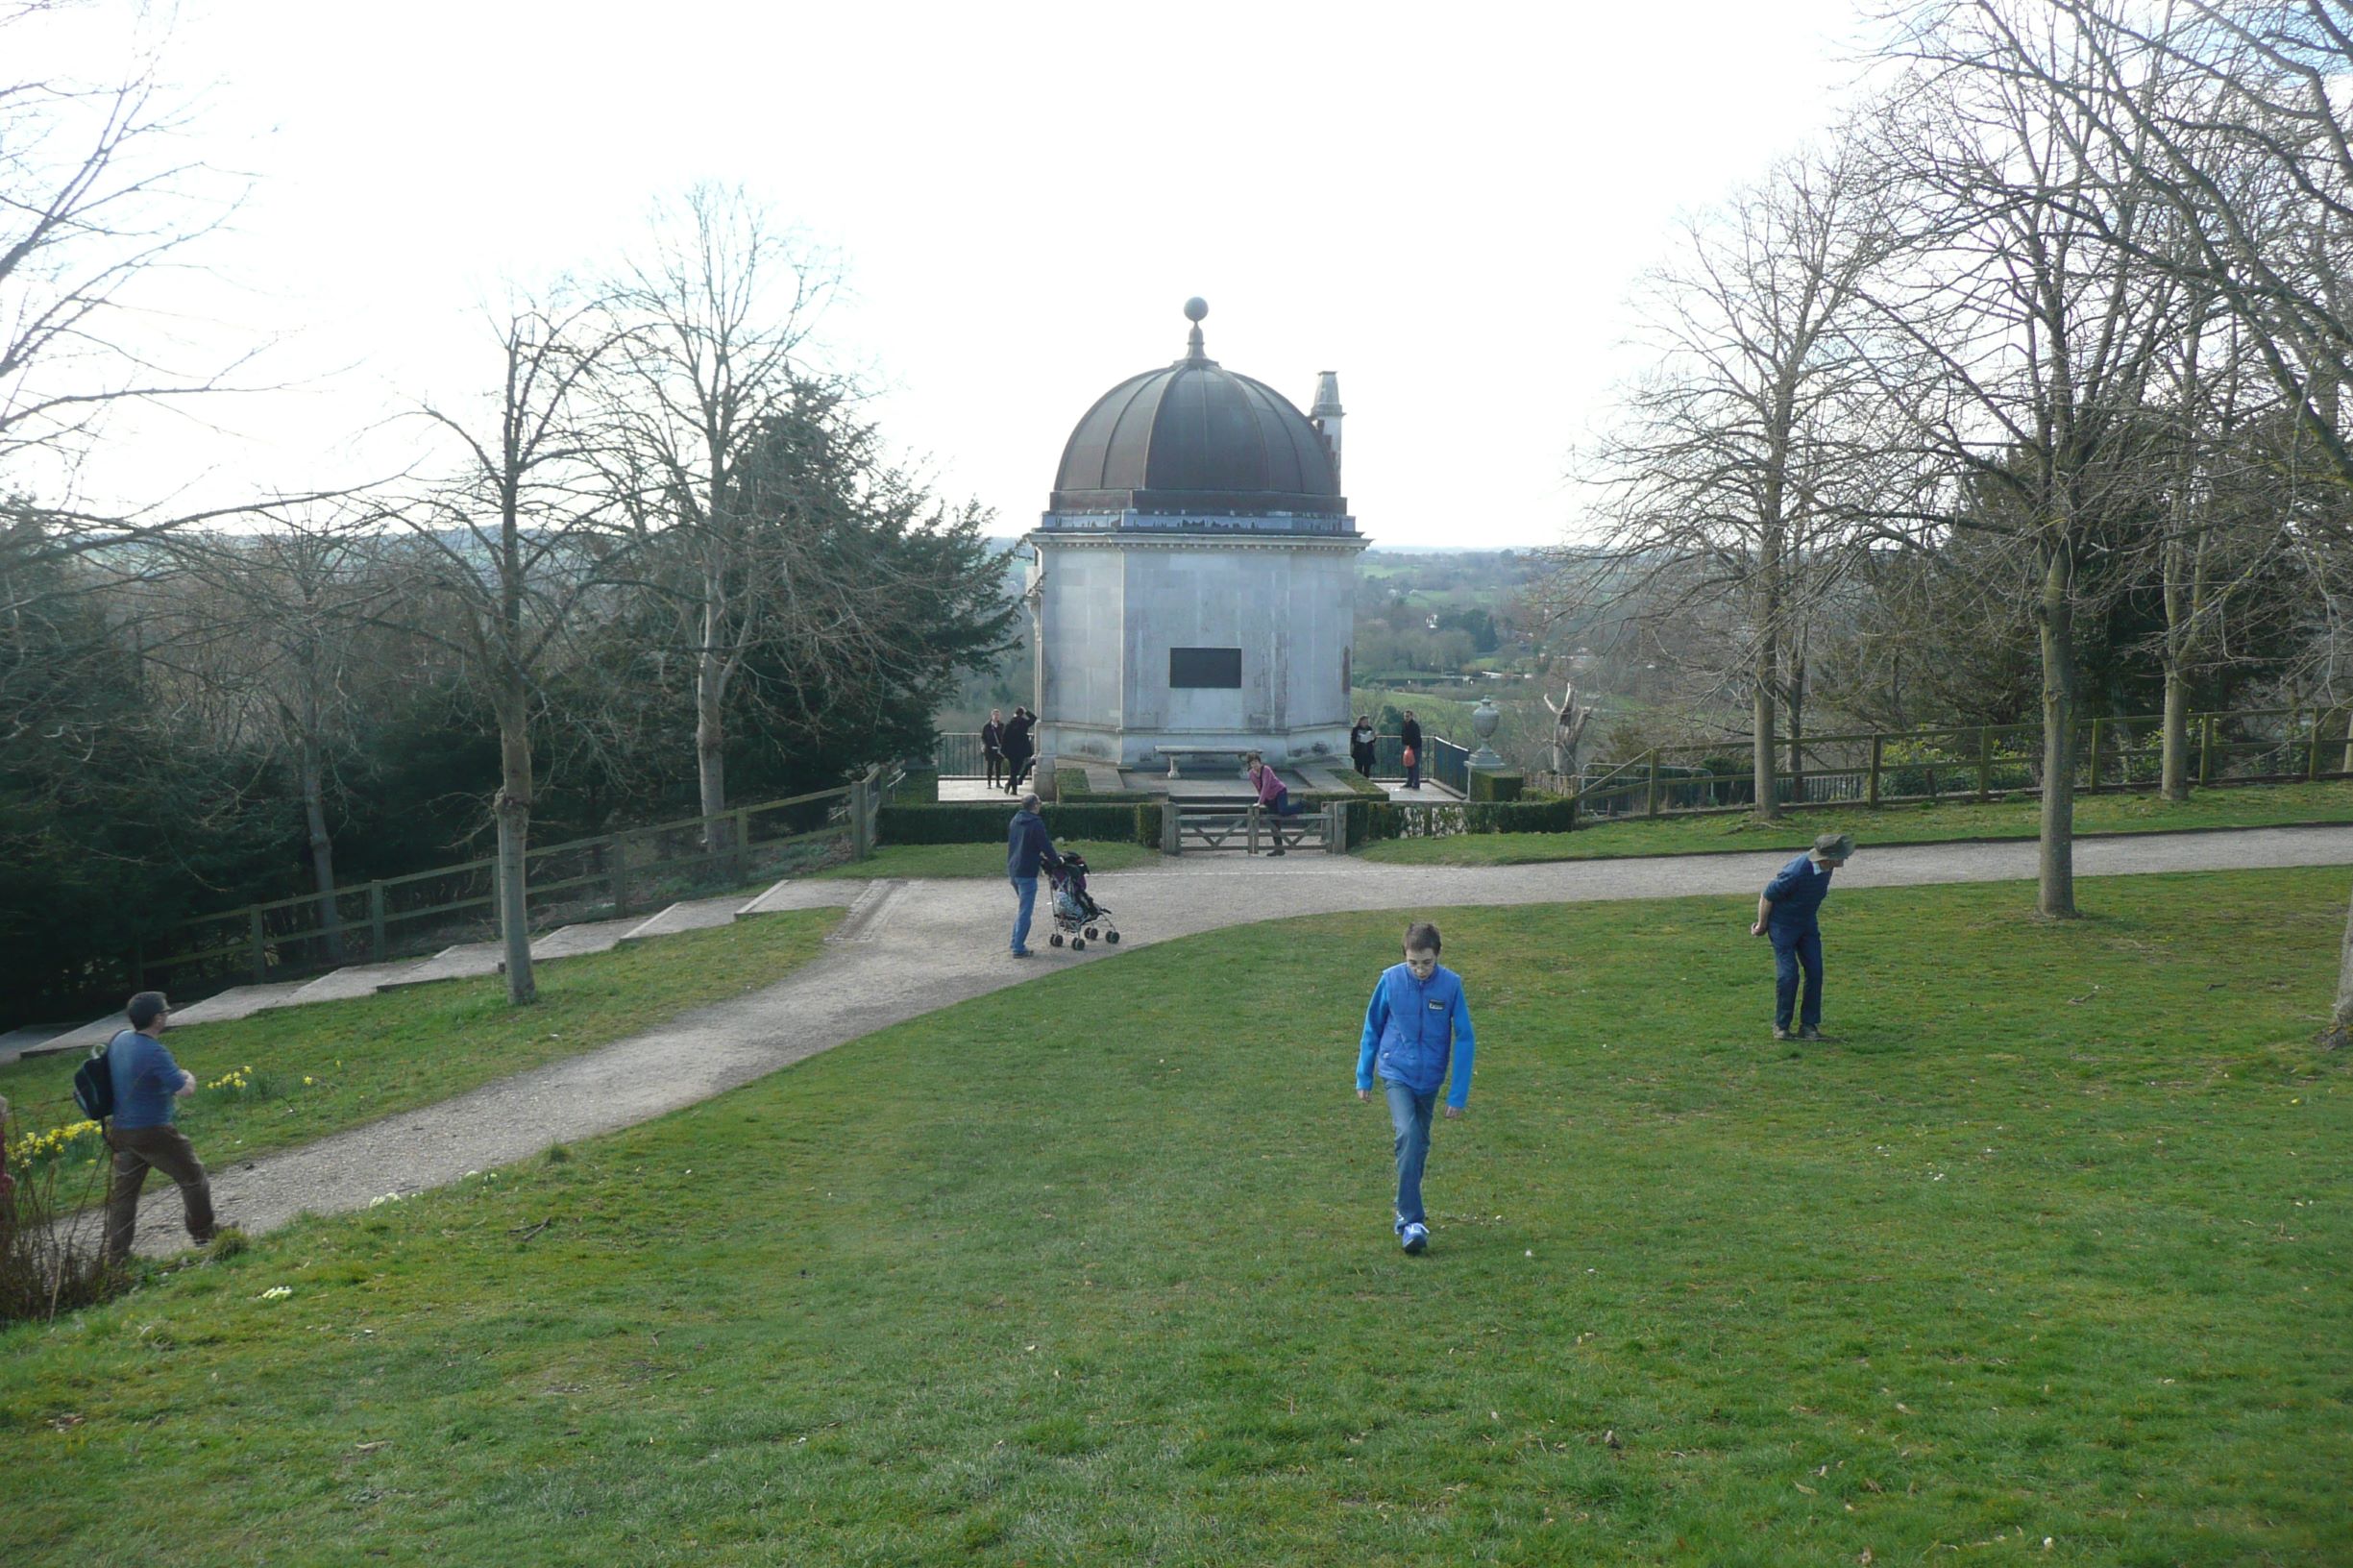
[1,1106,132,1327]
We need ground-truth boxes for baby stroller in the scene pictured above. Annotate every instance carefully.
[1046,851,1120,951]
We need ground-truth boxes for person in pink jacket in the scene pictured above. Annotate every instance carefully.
[1246,754,1304,856]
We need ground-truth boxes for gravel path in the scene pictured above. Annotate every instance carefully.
[110,824,2353,1255]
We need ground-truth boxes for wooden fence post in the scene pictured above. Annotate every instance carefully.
[733,807,751,882]
[248,907,268,984]
[850,778,872,862]
[2087,718,2103,794]
[2309,709,2324,783]
[1162,803,1181,855]
[610,835,630,918]
[1977,726,1993,802]
[2199,713,2215,786]
[369,881,386,963]
[1645,749,1659,819]
[1248,805,1262,856]
[1867,735,1883,808]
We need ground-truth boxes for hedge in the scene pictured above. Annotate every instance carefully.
[878,801,1163,848]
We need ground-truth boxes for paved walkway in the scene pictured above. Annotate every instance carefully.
[108,825,2353,1254]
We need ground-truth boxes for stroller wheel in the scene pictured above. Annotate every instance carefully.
[1070,938,1086,951]
[1084,926,1098,941]
[1106,930,1120,944]
[1049,932,1063,946]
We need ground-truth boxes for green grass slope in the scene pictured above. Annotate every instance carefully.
[1363,780,2353,864]
[0,908,842,1178]
[4,871,2347,1564]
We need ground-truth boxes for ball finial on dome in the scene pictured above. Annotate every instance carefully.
[1184,296,1209,323]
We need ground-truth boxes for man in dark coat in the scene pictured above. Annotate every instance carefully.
[1002,707,1036,794]
[1399,710,1424,791]
[981,709,1006,788]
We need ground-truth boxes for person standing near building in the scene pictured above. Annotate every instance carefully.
[981,708,1007,790]
[1006,792,1064,958]
[1355,921,1476,1255]
[101,992,216,1262]
[1350,714,1377,777]
[1399,710,1424,791]
[1002,707,1037,795]
[1751,832,1854,1041]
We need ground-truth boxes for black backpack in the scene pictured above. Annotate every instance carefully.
[72,1039,117,1124]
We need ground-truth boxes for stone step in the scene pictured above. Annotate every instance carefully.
[170,982,314,1027]
[528,916,642,961]
[622,896,748,942]
[289,959,430,1005]
[18,1015,120,1059]
[378,942,502,991]
[737,876,863,918]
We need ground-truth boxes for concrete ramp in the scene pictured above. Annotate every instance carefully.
[528,917,641,961]
[624,896,749,941]
[290,959,429,1005]
[171,982,313,1026]
[738,877,864,917]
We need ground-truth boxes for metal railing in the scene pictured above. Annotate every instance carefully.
[937,729,1471,792]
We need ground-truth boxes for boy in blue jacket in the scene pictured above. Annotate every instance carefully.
[1356,920,1475,1255]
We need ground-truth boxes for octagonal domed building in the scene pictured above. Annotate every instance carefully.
[1027,301,1366,780]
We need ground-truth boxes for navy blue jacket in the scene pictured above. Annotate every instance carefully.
[1763,853,1836,936]
[1007,809,1062,879]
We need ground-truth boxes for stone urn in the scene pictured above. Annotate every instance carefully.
[1469,697,1504,769]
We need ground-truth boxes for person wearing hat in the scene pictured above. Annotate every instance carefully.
[1751,832,1853,1041]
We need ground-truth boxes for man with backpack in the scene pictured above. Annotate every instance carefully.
[90,992,216,1262]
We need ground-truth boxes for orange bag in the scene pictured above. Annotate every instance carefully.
[1402,746,1417,768]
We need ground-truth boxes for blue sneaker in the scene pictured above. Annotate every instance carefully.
[1401,1222,1429,1255]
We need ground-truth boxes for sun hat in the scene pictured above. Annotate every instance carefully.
[1812,832,1855,861]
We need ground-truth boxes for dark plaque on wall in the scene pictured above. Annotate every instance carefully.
[1169,647,1242,688]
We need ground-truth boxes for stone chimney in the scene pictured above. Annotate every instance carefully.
[1310,371,1343,490]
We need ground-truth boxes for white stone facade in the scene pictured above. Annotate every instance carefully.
[1030,531,1368,770]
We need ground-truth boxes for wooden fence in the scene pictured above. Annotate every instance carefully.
[1572,707,2349,821]
[133,770,888,998]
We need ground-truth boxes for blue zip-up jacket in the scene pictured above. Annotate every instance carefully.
[106,1029,186,1131]
[1007,808,1062,879]
[1762,853,1836,936]
[1356,962,1476,1108]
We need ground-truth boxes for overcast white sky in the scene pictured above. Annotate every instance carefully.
[35,0,1873,549]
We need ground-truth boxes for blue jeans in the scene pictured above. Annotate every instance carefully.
[1385,1080,1439,1229]
[1405,761,1421,790]
[1010,875,1039,953]
[1773,926,1824,1031]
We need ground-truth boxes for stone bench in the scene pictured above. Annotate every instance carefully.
[1153,746,1251,778]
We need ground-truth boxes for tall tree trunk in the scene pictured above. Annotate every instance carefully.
[2036,541,2079,919]
[697,647,731,854]
[2326,880,2353,1049]
[1785,651,1806,803]
[299,728,344,964]
[495,690,536,1005]
[2160,668,2191,803]
[1751,556,1780,821]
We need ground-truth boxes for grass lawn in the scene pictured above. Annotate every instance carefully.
[4,870,2348,1564]
[0,908,841,1183]
[806,839,1157,880]
[1363,779,2353,865]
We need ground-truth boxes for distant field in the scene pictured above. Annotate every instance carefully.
[5,870,2345,1564]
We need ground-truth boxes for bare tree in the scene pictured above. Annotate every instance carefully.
[1865,3,2184,918]
[0,3,257,551]
[1557,145,1890,818]
[602,186,835,849]
[393,294,631,1005]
